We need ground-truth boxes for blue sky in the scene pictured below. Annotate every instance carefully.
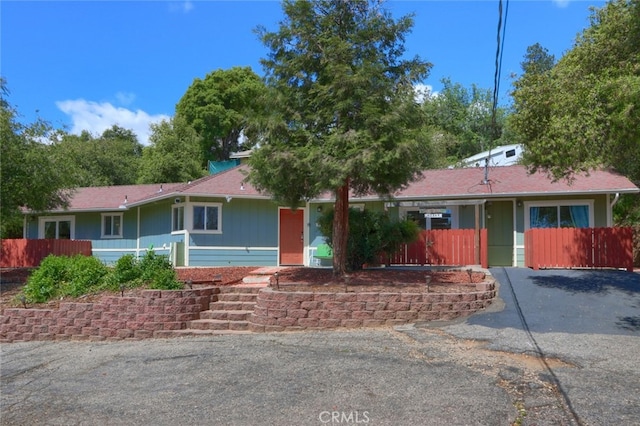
[2,0,605,145]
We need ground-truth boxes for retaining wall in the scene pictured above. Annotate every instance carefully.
[1,288,218,343]
[249,280,496,332]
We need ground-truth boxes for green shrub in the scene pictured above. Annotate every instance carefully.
[22,255,109,303]
[113,248,182,290]
[317,208,420,271]
[20,249,183,304]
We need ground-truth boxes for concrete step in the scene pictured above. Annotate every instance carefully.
[189,319,250,331]
[217,293,258,302]
[241,275,272,284]
[209,301,257,311]
[200,310,252,321]
[219,285,263,294]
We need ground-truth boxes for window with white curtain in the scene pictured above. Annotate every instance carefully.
[525,200,593,230]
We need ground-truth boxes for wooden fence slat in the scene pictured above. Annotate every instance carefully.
[524,227,633,271]
[0,239,92,268]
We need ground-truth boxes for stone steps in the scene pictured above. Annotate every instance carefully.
[184,284,265,334]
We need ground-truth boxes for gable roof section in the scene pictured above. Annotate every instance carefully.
[47,165,638,212]
[51,165,266,212]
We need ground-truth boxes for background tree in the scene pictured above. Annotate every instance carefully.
[510,0,639,184]
[52,125,143,186]
[422,78,507,163]
[0,79,75,237]
[137,116,206,184]
[175,66,266,163]
[247,0,432,276]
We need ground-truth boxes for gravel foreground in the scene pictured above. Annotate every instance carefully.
[0,327,596,426]
[2,267,639,426]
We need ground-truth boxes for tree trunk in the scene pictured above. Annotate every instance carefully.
[332,178,350,277]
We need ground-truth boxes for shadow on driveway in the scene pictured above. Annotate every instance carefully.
[467,268,640,335]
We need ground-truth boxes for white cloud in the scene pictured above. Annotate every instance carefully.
[414,83,436,104]
[56,99,170,145]
[169,1,193,13]
[115,91,136,106]
[552,0,570,8]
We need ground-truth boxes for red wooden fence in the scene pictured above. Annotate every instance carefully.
[385,229,488,268]
[524,227,633,272]
[0,239,93,268]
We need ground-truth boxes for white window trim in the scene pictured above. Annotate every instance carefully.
[399,205,459,230]
[38,215,75,239]
[101,212,124,239]
[188,202,222,234]
[524,200,594,231]
[171,204,186,235]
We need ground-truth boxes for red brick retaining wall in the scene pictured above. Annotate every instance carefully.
[0,288,218,343]
[249,280,496,333]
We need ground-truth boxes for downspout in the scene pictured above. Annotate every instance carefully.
[608,193,620,227]
[23,215,27,239]
[136,206,141,259]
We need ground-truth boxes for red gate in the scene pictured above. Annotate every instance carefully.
[524,227,633,271]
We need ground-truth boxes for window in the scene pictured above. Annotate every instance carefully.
[505,149,516,158]
[39,216,75,239]
[101,213,123,238]
[172,205,184,232]
[191,203,221,233]
[403,207,457,230]
[525,201,593,230]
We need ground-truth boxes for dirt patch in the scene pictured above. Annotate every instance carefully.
[273,267,485,293]
[1,266,485,311]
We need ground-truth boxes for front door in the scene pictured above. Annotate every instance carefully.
[279,208,304,265]
[487,200,514,266]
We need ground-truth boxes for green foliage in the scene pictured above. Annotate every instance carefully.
[247,0,432,275]
[22,255,109,303]
[105,249,182,291]
[137,116,207,184]
[422,78,508,163]
[249,0,432,203]
[137,249,181,289]
[176,66,266,163]
[1,79,75,237]
[20,250,182,304]
[51,125,143,187]
[317,208,420,271]
[109,254,142,288]
[510,0,640,188]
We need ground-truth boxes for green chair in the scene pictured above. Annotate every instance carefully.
[314,243,333,260]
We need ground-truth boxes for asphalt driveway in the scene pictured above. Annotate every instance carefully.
[427,267,640,425]
[2,267,639,425]
[470,267,640,335]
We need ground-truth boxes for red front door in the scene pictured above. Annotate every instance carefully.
[279,209,304,265]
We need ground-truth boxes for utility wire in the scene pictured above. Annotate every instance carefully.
[484,0,509,184]
[490,0,509,145]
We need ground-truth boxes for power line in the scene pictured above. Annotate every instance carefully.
[491,0,509,145]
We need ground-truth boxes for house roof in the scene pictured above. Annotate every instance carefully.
[50,165,266,212]
[394,166,639,200]
[315,165,639,201]
[47,164,638,212]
